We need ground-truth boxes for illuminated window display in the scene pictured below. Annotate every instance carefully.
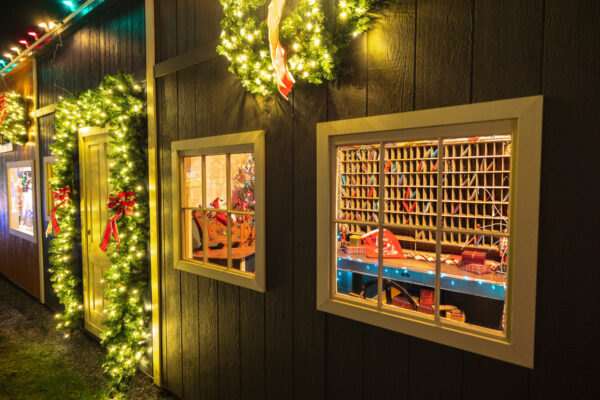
[335,136,510,331]
[171,131,265,292]
[7,160,36,241]
[317,97,542,367]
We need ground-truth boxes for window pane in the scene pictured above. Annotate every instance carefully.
[384,140,438,227]
[185,208,229,267]
[230,213,256,273]
[442,135,511,234]
[440,134,511,333]
[182,209,200,261]
[182,156,203,208]
[8,165,34,235]
[439,232,508,332]
[230,153,255,212]
[336,143,380,223]
[335,222,380,303]
[378,226,438,316]
[206,154,227,210]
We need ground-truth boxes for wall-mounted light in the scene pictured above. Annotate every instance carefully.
[27,31,39,41]
[10,47,20,55]
[3,54,13,60]
[18,40,29,48]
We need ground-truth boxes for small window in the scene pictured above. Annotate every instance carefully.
[316,96,543,367]
[6,160,37,242]
[171,131,265,292]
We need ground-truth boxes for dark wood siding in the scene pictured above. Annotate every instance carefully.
[0,60,40,299]
[155,0,599,399]
[36,0,146,311]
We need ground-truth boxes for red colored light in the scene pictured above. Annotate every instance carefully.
[18,40,29,47]
[27,32,39,40]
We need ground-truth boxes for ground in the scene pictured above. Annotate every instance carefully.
[0,275,176,400]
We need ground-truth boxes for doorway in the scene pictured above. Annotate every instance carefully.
[79,127,110,337]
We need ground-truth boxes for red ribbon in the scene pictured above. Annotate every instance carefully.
[100,191,135,252]
[0,94,8,126]
[46,187,71,237]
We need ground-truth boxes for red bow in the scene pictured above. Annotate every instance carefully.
[46,187,71,237]
[100,191,135,252]
[0,94,8,126]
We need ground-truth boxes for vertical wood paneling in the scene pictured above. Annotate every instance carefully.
[367,0,416,115]
[159,73,182,397]
[264,97,295,400]
[198,276,220,400]
[415,0,472,109]
[292,84,327,400]
[218,283,241,400]
[530,1,600,399]
[472,0,544,102]
[154,1,600,400]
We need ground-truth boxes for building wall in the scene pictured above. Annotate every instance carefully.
[0,59,39,299]
[36,0,146,311]
[155,0,600,399]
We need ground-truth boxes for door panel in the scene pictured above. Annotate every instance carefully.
[81,132,111,337]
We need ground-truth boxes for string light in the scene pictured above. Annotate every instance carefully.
[49,72,149,392]
[27,31,39,41]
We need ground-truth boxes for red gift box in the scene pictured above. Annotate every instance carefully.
[345,246,366,254]
[420,289,434,306]
[461,250,486,265]
[459,263,492,275]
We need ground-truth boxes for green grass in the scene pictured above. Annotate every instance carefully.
[0,332,109,400]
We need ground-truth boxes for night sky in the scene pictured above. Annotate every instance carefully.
[0,0,66,66]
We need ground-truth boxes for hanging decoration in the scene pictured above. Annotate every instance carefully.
[0,91,29,145]
[48,72,149,392]
[217,0,374,98]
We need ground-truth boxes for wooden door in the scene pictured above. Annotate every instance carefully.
[80,130,110,337]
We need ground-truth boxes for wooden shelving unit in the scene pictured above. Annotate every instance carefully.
[336,136,511,254]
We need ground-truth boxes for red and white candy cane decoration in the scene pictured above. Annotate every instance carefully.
[46,187,71,237]
[100,192,136,252]
[267,0,295,99]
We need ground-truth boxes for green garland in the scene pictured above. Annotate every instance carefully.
[0,91,29,145]
[49,72,149,392]
[217,0,373,96]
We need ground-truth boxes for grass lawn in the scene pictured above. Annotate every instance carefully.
[0,276,174,400]
[0,332,108,400]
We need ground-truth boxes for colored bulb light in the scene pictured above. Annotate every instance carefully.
[18,40,29,47]
[27,32,39,40]
[63,1,76,11]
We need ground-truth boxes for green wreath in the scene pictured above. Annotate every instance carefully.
[217,0,373,97]
[0,91,29,145]
[49,72,149,392]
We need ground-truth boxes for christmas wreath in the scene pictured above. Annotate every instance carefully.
[217,0,373,98]
[48,72,149,392]
[0,91,29,145]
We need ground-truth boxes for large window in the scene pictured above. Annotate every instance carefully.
[7,160,36,242]
[171,131,265,292]
[316,96,543,367]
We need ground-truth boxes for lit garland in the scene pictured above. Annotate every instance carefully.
[0,91,29,145]
[217,0,374,97]
[49,72,149,392]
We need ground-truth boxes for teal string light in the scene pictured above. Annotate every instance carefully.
[63,1,76,12]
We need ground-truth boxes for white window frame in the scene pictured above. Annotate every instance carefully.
[316,96,543,367]
[6,159,37,242]
[171,131,266,292]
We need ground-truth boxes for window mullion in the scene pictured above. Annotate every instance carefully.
[202,155,208,266]
[226,153,232,269]
[377,142,385,308]
[434,138,443,323]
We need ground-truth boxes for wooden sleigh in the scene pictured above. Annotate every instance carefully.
[192,203,255,250]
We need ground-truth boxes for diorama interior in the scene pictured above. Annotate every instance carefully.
[335,134,511,331]
[7,161,36,239]
[181,151,256,273]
